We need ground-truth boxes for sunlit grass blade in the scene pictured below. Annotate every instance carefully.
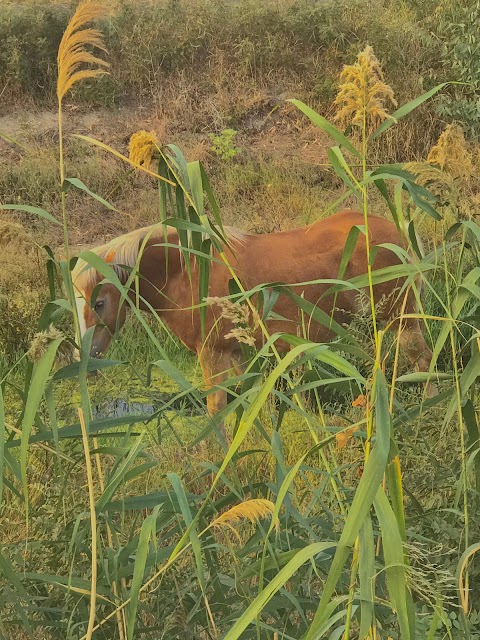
[73,134,176,184]
[224,542,337,639]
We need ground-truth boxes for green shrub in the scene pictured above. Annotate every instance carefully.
[429,0,480,137]
[209,128,241,161]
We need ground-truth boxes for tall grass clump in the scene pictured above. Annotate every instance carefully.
[1,7,480,640]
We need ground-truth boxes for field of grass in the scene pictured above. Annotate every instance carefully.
[1,1,480,639]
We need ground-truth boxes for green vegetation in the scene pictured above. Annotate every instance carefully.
[209,129,241,162]
[1,1,480,639]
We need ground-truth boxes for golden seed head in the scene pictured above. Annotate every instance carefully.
[57,1,110,102]
[211,499,277,529]
[405,124,476,216]
[206,296,258,346]
[28,326,73,366]
[334,45,397,130]
[128,130,160,168]
[427,124,472,179]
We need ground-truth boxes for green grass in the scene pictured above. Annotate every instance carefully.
[1,3,480,639]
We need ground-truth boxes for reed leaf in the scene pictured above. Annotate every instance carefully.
[0,384,4,505]
[374,488,412,639]
[224,542,337,639]
[20,335,63,522]
[127,507,160,640]
[306,370,391,639]
[358,515,375,639]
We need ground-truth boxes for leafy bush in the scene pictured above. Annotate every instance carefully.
[209,128,241,160]
[431,0,480,136]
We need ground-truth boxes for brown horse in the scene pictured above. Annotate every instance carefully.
[72,210,432,416]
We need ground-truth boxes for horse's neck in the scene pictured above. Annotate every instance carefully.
[137,238,197,312]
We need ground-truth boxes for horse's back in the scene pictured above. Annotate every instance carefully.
[232,210,405,286]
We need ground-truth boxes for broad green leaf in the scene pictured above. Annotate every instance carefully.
[52,357,125,381]
[366,172,441,220]
[328,146,360,195]
[374,488,412,639]
[200,162,225,232]
[1,203,61,226]
[96,437,145,510]
[0,552,32,634]
[187,160,204,215]
[63,177,117,211]
[7,414,145,447]
[0,552,30,601]
[370,83,449,139]
[106,489,201,512]
[374,178,398,225]
[463,400,480,493]
[443,340,480,425]
[396,372,451,383]
[288,99,361,158]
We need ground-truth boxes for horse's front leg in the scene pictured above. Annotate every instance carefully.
[197,347,233,437]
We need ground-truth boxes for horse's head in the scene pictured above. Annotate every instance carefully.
[73,270,127,359]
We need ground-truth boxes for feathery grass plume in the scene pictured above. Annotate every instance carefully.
[128,130,160,168]
[427,123,472,179]
[57,1,110,102]
[334,45,397,130]
[211,499,277,530]
[404,542,456,608]
[406,124,479,217]
[206,295,259,347]
[28,325,73,366]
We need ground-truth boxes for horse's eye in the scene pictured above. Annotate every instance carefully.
[94,300,105,312]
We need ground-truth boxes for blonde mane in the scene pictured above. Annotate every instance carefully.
[72,222,248,295]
